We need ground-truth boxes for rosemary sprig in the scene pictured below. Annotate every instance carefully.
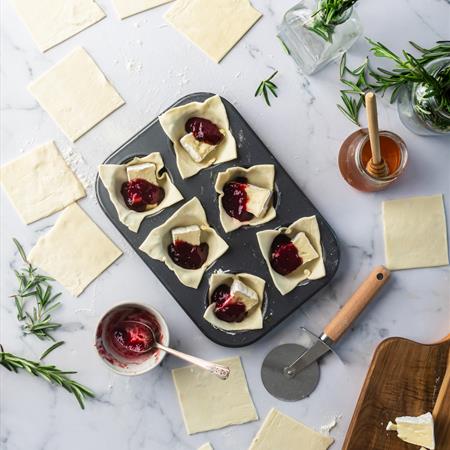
[308,0,359,42]
[255,71,279,106]
[11,239,62,341]
[0,345,94,409]
[338,53,370,125]
[338,39,450,127]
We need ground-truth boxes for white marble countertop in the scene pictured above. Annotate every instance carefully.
[1,1,449,449]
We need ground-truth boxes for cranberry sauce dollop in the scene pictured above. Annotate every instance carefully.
[222,177,254,222]
[121,178,165,212]
[211,284,247,323]
[168,240,209,270]
[270,234,303,276]
[101,306,162,365]
[185,117,223,145]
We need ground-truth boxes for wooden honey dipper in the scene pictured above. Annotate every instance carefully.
[365,92,389,178]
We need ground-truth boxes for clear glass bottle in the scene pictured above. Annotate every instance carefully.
[338,129,408,192]
[397,56,450,136]
[278,0,363,75]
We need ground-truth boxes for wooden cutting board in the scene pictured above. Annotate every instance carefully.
[343,335,450,450]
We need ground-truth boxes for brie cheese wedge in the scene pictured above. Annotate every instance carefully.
[230,279,259,311]
[180,133,218,163]
[245,184,272,218]
[292,232,319,265]
[386,412,435,449]
[171,225,201,246]
[126,162,158,184]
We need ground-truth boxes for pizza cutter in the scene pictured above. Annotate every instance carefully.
[261,266,391,401]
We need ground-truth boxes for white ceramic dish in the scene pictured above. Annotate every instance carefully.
[95,302,170,376]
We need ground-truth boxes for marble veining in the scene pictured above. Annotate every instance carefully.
[1,1,449,449]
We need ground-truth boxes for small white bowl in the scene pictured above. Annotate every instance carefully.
[95,302,170,376]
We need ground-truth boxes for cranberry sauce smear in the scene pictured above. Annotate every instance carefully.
[222,177,254,222]
[168,240,209,270]
[121,178,165,212]
[211,284,247,323]
[270,234,303,276]
[185,117,223,145]
[101,306,162,365]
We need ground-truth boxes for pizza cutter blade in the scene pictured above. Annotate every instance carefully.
[261,266,391,401]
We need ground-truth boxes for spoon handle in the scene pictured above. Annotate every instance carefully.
[156,343,230,380]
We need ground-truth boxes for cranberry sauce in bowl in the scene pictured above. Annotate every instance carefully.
[210,284,247,323]
[95,303,169,376]
[121,178,165,212]
[270,234,303,276]
[168,240,209,270]
[185,117,223,145]
[222,177,254,222]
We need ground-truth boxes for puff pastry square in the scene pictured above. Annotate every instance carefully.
[28,47,125,142]
[0,141,85,224]
[203,273,264,331]
[382,194,449,270]
[28,204,122,296]
[257,216,325,295]
[159,95,237,179]
[172,356,258,434]
[165,0,262,63]
[248,409,334,450]
[10,0,105,52]
[98,152,183,232]
[215,165,276,233]
[139,197,228,288]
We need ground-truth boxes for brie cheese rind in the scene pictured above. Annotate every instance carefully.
[139,197,229,289]
[215,165,276,233]
[257,216,325,295]
[203,273,264,331]
[172,225,201,246]
[386,412,435,449]
[159,95,237,179]
[179,132,219,163]
[98,152,183,233]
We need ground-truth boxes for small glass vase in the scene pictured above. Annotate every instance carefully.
[278,0,363,76]
[397,56,450,136]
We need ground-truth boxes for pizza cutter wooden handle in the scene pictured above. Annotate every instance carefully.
[324,266,390,343]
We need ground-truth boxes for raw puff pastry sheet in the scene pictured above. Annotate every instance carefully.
[28,204,122,296]
[98,152,183,232]
[0,141,85,224]
[172,356,258,434]
[159,95,237,179]
[10,0,105,52]
[165,0,262,63]
[257,216,325,295]
[139,197,228,288]
[203,273,265,331]
[248,408,334,450]
[28,47,125,142]
[215,165,276,232]
[382,194,449,270]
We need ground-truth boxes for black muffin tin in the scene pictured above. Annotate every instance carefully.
[96,93,340,347]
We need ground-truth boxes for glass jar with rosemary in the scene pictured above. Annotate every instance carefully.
[278,0,362,75]
[397,56,450,136]
[337,40,450,136]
